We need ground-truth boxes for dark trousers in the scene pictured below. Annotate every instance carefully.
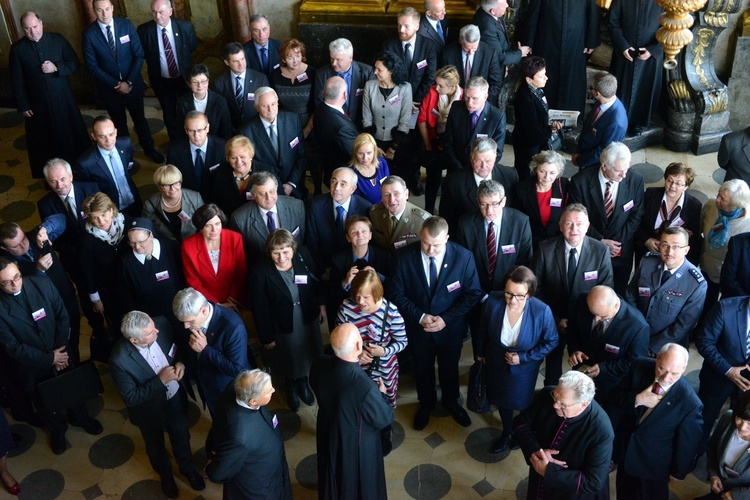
[104,88,155,151]
[612,253,634,296]
[155,77,189,142]
[410,329,462,407]
[616,465,669,500]
[543,335,567,387]
[698,368,738,452]
[138,389,194,478]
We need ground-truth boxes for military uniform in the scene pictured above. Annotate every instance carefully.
[369,201,431,252]
[625,252,707,352]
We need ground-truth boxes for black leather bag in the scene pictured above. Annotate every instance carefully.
[467,360,491,413]
[37,361,104,414]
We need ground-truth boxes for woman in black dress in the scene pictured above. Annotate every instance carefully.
[269,38,316,139]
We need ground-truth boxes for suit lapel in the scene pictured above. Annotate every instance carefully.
[412,248,431,295]
[737,302,749,355]
[556,238,569,287]
[267,262,293,301]
[472,215,489,273]
[127,342,160,377]
[587,174,607,225]
[97,152,118,187]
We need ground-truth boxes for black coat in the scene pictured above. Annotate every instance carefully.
[176,89,233,140]
[328,245,394,307]
[512,83,552,175]
[313,62,375,129]
[136,18,197,95]
[472,8,522,73]
[213,69,269,130]
[443,101,507,171]
[383,35,437,103]
[440,41,503,102]
[514,176,569,248]
[313,103,360,176]
[166,136,226,201]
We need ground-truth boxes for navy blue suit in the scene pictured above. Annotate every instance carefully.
[383,34,437,104]
[389,241,482,406]
[243,39,281,78]
[74,138,143,217]
[305,194,372,270]
[82,18,155,151]
[166,136,226,201]
[471,8,521,77]
[576,97,628,169]
[442,101,507,172]
[720,233,750,298]
[439,41,503,103]
[313,61,375,129]
[213,69,269,131]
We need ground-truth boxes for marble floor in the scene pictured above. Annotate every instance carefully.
[0,101,731,499]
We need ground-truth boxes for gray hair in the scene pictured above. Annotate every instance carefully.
[459,24,481,44]
[324,76,347,101]
[476,179,505,201]
[529,150,565,175]
[172,287,209,320]
[720,179,750,210]
[249,14,269,25]
[558,370,596,404]
[254,86,277,102]
[480,0,500,12]
[120,311,152,341]
[657,343,689,366]
[465,76,489,93]
[234,369,272,402]
[563,202,589,217]
[329,38,353,57]
[381,175,408,191]
[600,142,631,169]
[43,158,72,179]
[249,171,279,191]
[471,137,498,157]
[333,166,358,185]
[592,72,618,98]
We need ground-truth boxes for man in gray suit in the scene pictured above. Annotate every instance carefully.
[718,126,750,184]
[229,171,306,264]
[532,203,614,386]
[626,226,706,354]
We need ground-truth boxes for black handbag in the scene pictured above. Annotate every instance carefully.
[467,360,491,414]
[37,361,104,414]
[547,129,563,151]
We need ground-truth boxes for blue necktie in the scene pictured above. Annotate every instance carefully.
[109,152,134,209]
[106,25,116,58]
[436,21,445,43]
[429,257,437,296]
[235,76,243,109]
[338,71,351,107]
[471,111,479,130]
[266,211,276,234]
[335,205,346,241]
[194,149,204,181]
[260,47,268,73]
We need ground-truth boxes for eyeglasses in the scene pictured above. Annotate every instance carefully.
[479,202,503,210]
[665,178,687,187]
[129,234,152,247]
[0,273,22,287]
[550,391,580,410]
[186,126,208,134]
[190,79,209,87]
[159,181,181,189]
[504,291,528,301]
[659,243,688,251]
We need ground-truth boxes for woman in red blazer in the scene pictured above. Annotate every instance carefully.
[181,203,246,309]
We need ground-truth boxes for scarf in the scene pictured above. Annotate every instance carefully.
[707,206,743,249]
[86,212,126,246]
[528,84,548,112]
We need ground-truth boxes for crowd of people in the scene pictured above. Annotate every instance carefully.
[3,0,750,498]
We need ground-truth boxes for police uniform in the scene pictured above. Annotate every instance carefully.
[369,201,431,252]
[625,252,707,352]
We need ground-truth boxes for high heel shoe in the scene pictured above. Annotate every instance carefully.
[5,482,20,496]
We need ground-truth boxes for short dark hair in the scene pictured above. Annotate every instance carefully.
[0,255,18,273]
[664,162,696,186]
[662,226,689,243]
[265,228,297,256]
[344,214,372,234]
[421,216,449,237]
[735,390,750,420]
[504,265,538,297]
[520,56,546,80]
[222,42,244,61]
[192,203,227,230]
[374,51,408,86]
[92,114,113,128]
[0,222,21,244]
[189,64,209,79]
[350,268,384,302]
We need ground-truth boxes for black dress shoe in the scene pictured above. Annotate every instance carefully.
[184,469,206,491]
[413,404,432,430]
[161,475,178,498]
[146,148,165,163]
[80,418,104,435]
[296,377,315,406]
[445,403,471,427]
[286,381,300,412]
[491,436,510,453]
[50,434,67,455]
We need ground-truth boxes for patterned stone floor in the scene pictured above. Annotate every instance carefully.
[0,101,729,498]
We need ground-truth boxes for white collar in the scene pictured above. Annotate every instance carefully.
[133,237,162,264]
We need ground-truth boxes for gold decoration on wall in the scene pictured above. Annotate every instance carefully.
[703,12,729,27]
[656,0,709,69]
[705,90,728,113]
[669,79,691,100]
[691,28,714,88]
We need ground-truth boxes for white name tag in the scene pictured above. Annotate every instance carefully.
[247,93,255,101]
[583,270,598,281]
[501,244,516,254]
[273,63,280,70]
[289,137,300,149]
[245,191,253,200]
[155,270,170,281]
[292,227,300,238]
[671,216,685,227]
[127,161,134,170]
[356,88,364,97]
[272,413,279,428]
[297,72,308,82]
[447,280,461,292]
[177,211,190,224]
[294,275,308,284]
[431,108,440,116]
[32,308,47,321]
[119,35,130,44]
[388,94,402,105]
[169,343,177,357]
[550,198,562,207]
[605,343,620,354]
[416,59,428,69]
[209,163,220,172]
[476,133,488,139]
[623,200,635,212]
[394,239,407,249]
[638,286,651,297]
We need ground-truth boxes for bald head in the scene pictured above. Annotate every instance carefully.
[587,286,620,322]
[330,323,362,361]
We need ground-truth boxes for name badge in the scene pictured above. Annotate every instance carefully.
[388,94,402,105]
[155,270,170,281]
[431,108,440,116]
[583,270,598,281]
[80,211,88,219]
[297,72,308,82]
[671,216,685,228]
[623,200,635,212]
[294,275,308,285]
[356,88,364,97]
[247,93,255,101]
[550,198,562,207]
[32,308,47,321]
[127,161,134,170]
[416,59,428,69]
[119,35,130,44]
[638,286,651,297]
[245,191,253,200]
[289,137,300,149]
[604,343,620,354]
[292,227,300,238]
[209,163,220,172]
[273,63,280,70]
[501,244,516,254]
[178,211,190,224]
[169,343,177,357]
[394,240,407,249]
[476,133,488,139]
[272,413,279,428]
[447,280,461,292]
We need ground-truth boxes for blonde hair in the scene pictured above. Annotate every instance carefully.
[82,192,118,218]
[153,164,183,186]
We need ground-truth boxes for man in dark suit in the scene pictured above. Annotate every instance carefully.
[453,180,532,349]
[206,370,292,499]
[572,72,628,170]
[10,12,89,178]
[390,216,483,429]
[696,296,750,451]
[176,64,233,140]
[567,285,649,406]
[720,232,750,298]
[214,42,269,131]
[443,76,507,172]
[569,141,644,295]
[242,15,280,78]
[313,76,360,187]
[0,258,102,455]
[440,137,518,234]
[172,288,251,416]
[228,171,306,264]
[472,0,530,80]
[306,167,372,271]
[533,203,615,386]
[313,38,374,130]
[109,311,205,498]
[418,0,452,49]
[82,0,163,162]
[74,116,143,217]
[137,0,197,141]
[718,126,750,184]
[440,24,502,103]
[611,344,703,499]
[166,111,225,200]
[240,87,306,198]
[626,227,707,354]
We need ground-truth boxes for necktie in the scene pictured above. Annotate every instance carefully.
[592,319,605,337]
[591,106,602,124]
[64,195,77,220]
[604,181,614,219]
[194,149,204,181]
[269,123,279,157]
[429,256,437,296]
[106,25,116,58]
[660,269,670,287]
[235,76,243,109]
[464,52,472,80]
[260,47,268,73]
[266,211,276,233]
[436,21,445,43]
[389,215,398,236]
[658,200,682,234]
[110,152,134,209]
[567,248,578,289]
[745,325,750,359]
[487,222,497,282]
[651,382,663,395]
[498,18,506,33]
[470,111,479,130]
[162,28,179,78]
[335,205,346,241]
[403,43,412,71]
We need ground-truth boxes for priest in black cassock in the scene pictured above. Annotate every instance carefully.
[310,323,394,500]
[514,370,614,500]
[9,12,89,179]
[607,0,664,135]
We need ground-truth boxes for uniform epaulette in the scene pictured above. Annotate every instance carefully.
[644,251,660,257]
[689,267,705,283]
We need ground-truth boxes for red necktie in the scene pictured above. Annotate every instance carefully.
[487,222,497,282]
[604,182,614,219]
[652,382,663,395]
[162,28,180,78]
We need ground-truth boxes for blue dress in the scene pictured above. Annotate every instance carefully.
[353,158,390,205]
